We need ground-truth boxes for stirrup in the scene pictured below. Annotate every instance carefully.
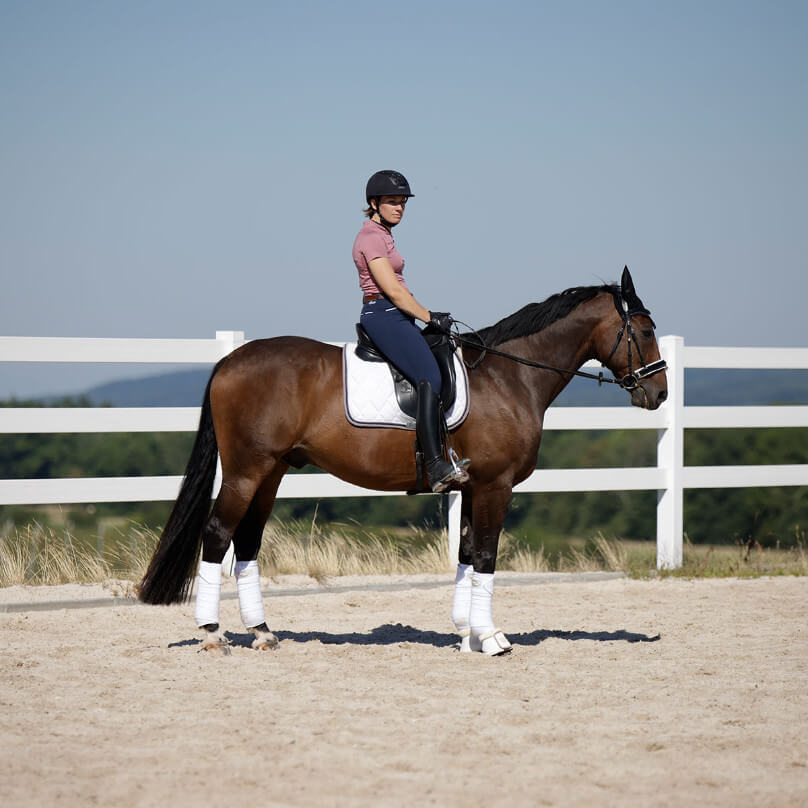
[448,448,471,484]
[428,463,457,493]
[427,457,469,492]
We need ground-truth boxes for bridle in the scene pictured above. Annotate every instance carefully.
[602,294,668,391]
[449,291,668,392]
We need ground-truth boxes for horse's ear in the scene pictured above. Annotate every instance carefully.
[621,266,636,299]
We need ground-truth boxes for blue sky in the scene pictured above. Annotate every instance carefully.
[1,1,806,397]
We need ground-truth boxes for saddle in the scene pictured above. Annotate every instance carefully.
[354,323,458,419]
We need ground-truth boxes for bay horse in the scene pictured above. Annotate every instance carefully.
[138,267,667,655]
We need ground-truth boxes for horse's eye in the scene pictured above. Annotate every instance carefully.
[642,329,653,338]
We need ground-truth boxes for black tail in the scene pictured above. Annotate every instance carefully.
[138,364,222,604]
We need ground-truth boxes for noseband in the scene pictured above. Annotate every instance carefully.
[450,291,667,391]
[603,295,668,391]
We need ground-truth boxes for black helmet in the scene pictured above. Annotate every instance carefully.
[365,170,414,203]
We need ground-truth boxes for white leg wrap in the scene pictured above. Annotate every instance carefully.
[453,563,475,652]
[470,571,495,634]
[451,563,474,633]
[194,561,222,627]
[470,571,511,656]
[235,559,267,629]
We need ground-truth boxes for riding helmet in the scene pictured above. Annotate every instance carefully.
[365,170,414,203]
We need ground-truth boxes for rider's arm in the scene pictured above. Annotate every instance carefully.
[367,257,431,323]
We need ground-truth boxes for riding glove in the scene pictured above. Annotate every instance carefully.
[429,312,453,333]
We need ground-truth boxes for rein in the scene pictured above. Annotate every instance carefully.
[448,294,667,392]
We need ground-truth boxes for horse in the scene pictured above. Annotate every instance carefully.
[138,267,667,655]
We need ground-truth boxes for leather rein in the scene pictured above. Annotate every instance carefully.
[448,293,668,392]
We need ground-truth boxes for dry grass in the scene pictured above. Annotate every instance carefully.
[256,519,453,581]
[1,520,806,588]
[667,532,808,578]
[0,523,112,587]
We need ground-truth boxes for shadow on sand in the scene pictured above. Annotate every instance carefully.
[169,624,660,650]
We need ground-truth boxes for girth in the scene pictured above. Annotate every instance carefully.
[354,323,458,419]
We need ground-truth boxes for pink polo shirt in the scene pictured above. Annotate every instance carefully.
[352,220,410,296]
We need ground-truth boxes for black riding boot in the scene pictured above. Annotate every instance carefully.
[416,380,470,493]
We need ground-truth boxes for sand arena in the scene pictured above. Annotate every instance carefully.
[1,573,806,807]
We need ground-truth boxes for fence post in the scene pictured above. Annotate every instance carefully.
[448,491,461,565]
[216,330,245,359]
[656,335,684,569]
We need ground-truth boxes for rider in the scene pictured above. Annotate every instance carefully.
[352,169,470,492]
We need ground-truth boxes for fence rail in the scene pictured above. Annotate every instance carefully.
[2,332,807,569]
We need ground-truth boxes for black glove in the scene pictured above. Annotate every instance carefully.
[429,311,453,333]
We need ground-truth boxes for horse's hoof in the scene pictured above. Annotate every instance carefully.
[252,631,279,651]
[199,628,231,655]
[200,640,231,656]
[472,629,512,656]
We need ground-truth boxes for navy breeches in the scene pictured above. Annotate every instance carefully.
[360,298,442,394]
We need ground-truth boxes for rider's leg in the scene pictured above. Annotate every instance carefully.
[360,300,469,491]
[360,299,442,392]
[416,379,467,492]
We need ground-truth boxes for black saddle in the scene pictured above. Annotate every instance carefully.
[354,323,458,420]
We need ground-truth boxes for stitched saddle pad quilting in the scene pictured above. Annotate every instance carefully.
[342,344,470,430]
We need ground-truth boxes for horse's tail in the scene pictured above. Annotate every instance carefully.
[137,362,224,605]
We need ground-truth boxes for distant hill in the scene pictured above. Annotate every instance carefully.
[84,368,214,407]
[72,366,808,408]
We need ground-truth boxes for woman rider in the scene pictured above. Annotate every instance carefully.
[352,169,470,492]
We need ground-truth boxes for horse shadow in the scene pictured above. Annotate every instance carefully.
[169,624,660,650]
[511,628,661,645]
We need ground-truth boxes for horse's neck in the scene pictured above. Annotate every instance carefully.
[509,297,606,404]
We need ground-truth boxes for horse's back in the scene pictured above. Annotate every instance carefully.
[214,335,339,380]
[209,335,343,431]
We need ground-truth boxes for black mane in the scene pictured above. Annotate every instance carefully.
[465,284,618,347]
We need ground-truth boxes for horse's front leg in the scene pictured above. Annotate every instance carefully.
[452,484,513,656]
[451,490,475,651]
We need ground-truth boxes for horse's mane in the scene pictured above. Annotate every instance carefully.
[466,284,618,347]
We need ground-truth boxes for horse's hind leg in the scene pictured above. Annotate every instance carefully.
[232,504,276,651]
[194,474,264,653]
[232,464,288,651]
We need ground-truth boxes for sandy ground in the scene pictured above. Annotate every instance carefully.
[1,573,806,808]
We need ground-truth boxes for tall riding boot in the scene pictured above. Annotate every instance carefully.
[416,380,470,493]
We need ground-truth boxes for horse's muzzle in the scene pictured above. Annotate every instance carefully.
[631,380,668,410]
[620,358,668,410]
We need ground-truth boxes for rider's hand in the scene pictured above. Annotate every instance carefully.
[429,312,453,333]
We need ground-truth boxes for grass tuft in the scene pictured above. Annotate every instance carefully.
[1,520,806,588]
[0,523,112,587]
[257,519,453,580]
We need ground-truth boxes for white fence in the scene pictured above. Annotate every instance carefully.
[2,332,807,569]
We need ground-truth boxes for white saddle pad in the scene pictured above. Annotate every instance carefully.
[343,344,470,430]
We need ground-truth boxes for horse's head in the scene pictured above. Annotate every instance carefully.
[594,267,668,410]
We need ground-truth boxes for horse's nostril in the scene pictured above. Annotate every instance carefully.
[658,389,668,404]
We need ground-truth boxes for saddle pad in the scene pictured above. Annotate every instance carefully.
[343,344,470,430]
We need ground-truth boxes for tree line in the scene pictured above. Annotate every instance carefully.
[1,398,805,547]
